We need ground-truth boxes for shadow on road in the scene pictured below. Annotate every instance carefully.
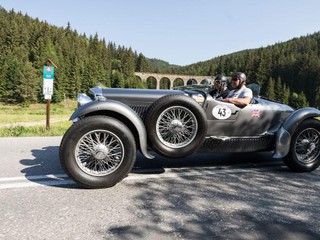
[19,144,284,189]
[109,165,320,239]
[18,145,320,239]
[132,151,280,173]
[19,146,79,189]
[20,146,60,175]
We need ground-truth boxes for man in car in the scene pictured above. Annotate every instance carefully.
[222,72,252,107]
[209,75,230,100]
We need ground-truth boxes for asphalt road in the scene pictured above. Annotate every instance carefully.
[1,137,320,240]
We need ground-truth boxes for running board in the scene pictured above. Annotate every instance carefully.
[198,135,275,153]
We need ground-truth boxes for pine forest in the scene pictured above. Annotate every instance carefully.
[1,7,320,109]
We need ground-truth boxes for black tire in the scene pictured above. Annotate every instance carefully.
[60,116,136,188]
[145,94,207,158]
[283,119,320,172]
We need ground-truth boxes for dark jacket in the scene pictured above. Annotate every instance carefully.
[209,87,230,99]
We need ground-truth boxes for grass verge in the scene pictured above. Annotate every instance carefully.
[0,121,72,137]
[0,100,75,137]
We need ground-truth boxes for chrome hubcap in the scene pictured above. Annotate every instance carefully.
[93,144,109,160]
[169,119,183,133]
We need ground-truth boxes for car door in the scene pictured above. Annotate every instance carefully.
[205,98,276,136]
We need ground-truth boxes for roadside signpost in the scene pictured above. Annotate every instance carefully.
[43,66,54,98]
[43,62,55,130]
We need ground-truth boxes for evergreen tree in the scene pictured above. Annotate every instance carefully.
[111,71,125,88]
[16,60,39,104]
[121,47,135,78]
[274,77,283,102]
[314,86,320,109]
[136,53,150,72]
[290,91,309,109]
[265,77,275,100]
[126,76,146,88]
[208,63,215,76]
[3,58,22,103]
[282,83,291,105]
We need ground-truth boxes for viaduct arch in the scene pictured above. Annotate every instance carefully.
[134,72,214,89]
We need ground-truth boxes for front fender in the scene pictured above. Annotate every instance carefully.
[70,100,154,159]
[274,107,320,158]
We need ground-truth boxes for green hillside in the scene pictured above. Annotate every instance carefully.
[170,33,320,108]
[0,7,153,104]
[1,7,319,108]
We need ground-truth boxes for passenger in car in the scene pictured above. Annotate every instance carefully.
[222,72,253,107]
[209,75,230,100]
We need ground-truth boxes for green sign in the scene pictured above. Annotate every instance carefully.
[43,66,55,79]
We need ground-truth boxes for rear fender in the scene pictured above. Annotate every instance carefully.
[70,100,154,159]
[274,107,320,158]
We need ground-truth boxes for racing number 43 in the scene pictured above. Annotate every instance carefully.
[212,105,232,120]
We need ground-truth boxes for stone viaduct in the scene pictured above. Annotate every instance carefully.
[134,72,213,89]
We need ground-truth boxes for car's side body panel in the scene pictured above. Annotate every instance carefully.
[204,96,293,136]
[74,87,320,158]
[274,107,320,158]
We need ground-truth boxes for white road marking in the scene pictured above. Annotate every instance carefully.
[0,174,68,182]
[0,174,73,189]
[0,165,286,190]
[0,179,76,189]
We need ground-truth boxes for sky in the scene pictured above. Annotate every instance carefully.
[1,0,320,66]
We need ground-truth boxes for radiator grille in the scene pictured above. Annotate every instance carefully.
[129,105,149,120]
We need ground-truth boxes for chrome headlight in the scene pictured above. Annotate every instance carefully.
[191,93,205,106]
[77,93,92,107]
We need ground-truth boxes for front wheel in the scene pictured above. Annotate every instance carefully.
[60,116,136,188]
[283,119,320,172]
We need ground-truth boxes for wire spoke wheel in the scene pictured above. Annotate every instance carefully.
[145,94,207,158]
[156,106,198,148]
[75,129,124,176]
[60,116,136,188]
[294,128,320,163]
[283,119,320,172]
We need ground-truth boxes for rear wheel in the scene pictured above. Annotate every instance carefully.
[283,119,320,172]
[60,116,136,188]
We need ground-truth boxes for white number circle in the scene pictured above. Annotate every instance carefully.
[212,105,232,120]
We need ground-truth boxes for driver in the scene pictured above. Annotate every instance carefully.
[209,75,230,100]
[222,72,252,107]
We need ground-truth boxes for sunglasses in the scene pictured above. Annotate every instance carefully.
[231,78,239,81]
[215,80,222,84]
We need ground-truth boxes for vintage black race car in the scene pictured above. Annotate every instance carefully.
[60,84,320,188]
